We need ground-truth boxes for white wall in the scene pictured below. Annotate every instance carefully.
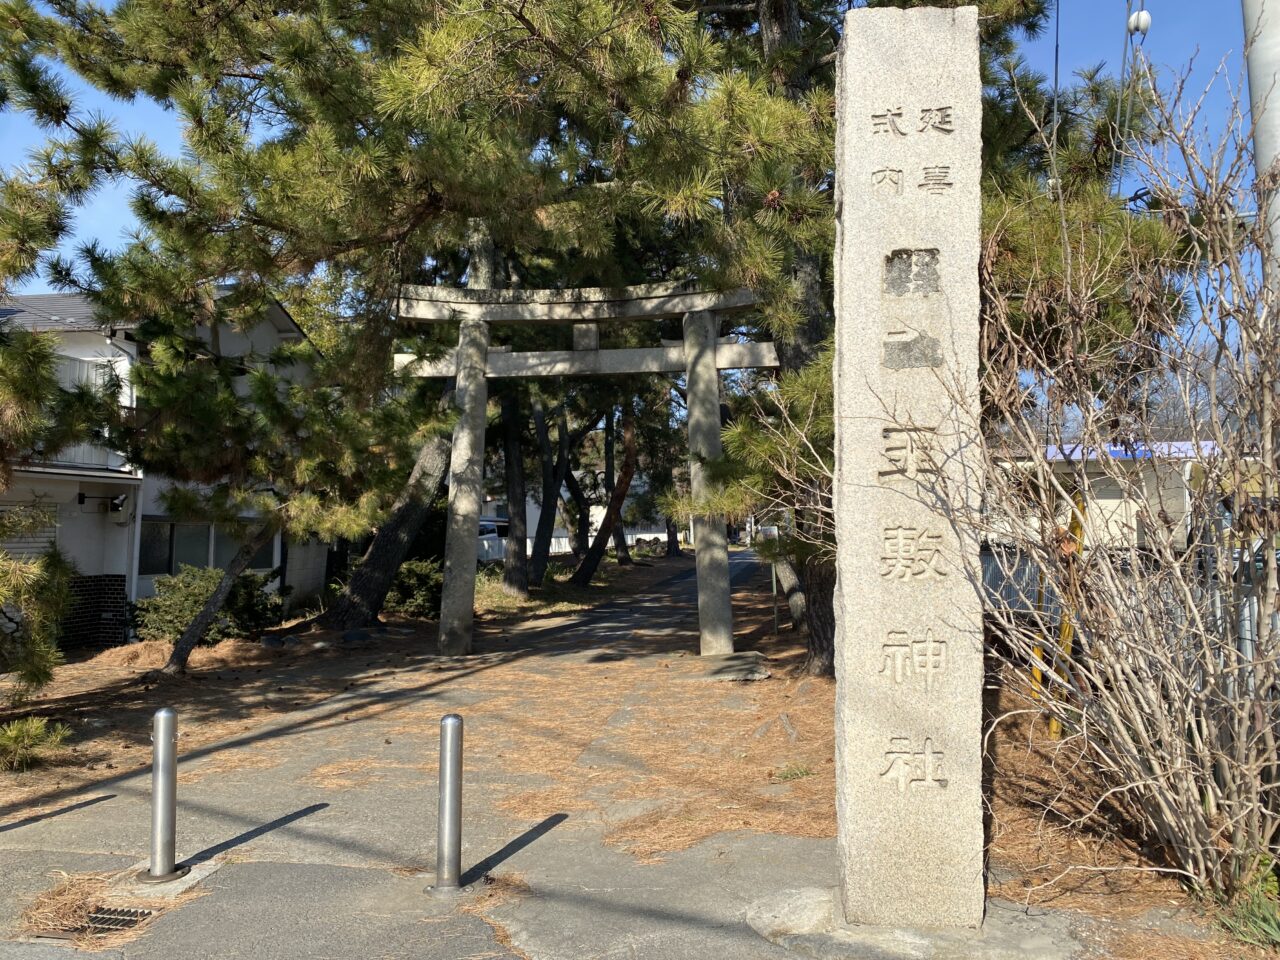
[50,330,137,406]
[57,480,135,577]
[2,472,139,590]
[188,308,309,396]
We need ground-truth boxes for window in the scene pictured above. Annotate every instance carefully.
[139,521,173,576]
[173,524,209,568]
[55,357,111,391]
[214,528,274,570]
[141,521,274,576]
[139,521,214,576]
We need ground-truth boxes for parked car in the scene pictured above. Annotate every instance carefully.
[478,517,509,563]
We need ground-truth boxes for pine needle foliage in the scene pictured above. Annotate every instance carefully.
[0,716,71,771]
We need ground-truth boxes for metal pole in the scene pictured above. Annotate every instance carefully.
[1245,0,1280,297]
[772,563,779,635]
[137,707,189,883]
[1244,0,1280,240]
[427,714,465,895]
[1242,0,1280,665]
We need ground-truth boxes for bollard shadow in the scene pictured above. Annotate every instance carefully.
[461,813,568,886]
[184,802,330,866]
[0,794,116,834]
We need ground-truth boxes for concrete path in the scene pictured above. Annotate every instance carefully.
[0,550,839,959]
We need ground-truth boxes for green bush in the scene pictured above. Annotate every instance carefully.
[133,564,288,644]
[384,558,443,619]
[0,717,71,771]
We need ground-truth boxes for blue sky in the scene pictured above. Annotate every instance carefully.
[0,2,1252,294]
[1022,2,1247,121]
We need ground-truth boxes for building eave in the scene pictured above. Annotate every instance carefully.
[10,464,144,484]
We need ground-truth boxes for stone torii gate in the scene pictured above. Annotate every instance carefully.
[395,281,778,656]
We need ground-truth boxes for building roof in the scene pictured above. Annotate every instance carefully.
[0,293,124,333]
[0,290,308,343]
[1045,441,1220,462]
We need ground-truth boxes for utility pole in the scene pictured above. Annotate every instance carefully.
[1240,0,1280,653]
[1243,0,1280,253]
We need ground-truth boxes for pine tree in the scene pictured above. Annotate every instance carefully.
[0,0,1160,673]
[115,282,425,672]
[0,0,563,650]
[0,319,108,698]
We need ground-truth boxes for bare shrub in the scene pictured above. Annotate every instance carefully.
[924,57,1280,905]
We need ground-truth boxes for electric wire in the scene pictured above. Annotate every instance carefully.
[1051,0,1061,158]
[1112,0,1136,192]
[1121,0,1149,167]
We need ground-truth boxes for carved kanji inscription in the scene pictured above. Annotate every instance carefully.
[883,249,940,296]
[880,737,949,793]
[880,629,948,691]
[879,526,947,580]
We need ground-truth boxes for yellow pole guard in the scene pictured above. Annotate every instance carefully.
[1049,491,1087,741]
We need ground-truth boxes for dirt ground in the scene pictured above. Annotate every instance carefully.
[0,553,1268,959]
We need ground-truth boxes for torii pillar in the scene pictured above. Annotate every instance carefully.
[683,310,735,655]
[438,317,490,656]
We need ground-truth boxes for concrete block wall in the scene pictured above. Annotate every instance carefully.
[61,573,129,650]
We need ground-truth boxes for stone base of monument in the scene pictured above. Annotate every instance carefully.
[746,888,1081,960]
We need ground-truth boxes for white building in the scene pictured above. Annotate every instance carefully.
[478,474,671,564]
[0,293,331,649]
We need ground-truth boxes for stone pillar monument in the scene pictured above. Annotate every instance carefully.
[682,310,735,656]
[438,315,491,655]
[833,5,984,928]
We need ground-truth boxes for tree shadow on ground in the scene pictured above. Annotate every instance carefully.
[0,554,767,822]
[0,793,115,833]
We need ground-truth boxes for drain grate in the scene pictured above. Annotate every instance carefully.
[82,906,154,934]
[35,905,157,942]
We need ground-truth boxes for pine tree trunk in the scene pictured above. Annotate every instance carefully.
[603,409,633,565]
[665,517,683,557]
[500,388,529,597]
[800,557,836,677]
[317,431,450,630]
[529,401,563,588]
[758,0,828,375]
[571,411,637,587]
[564,469,592,557]
[757,0,829,668]
[163,524,275,674]
[774,557,807,629]
[531,406,602,584]
[757,0,802,80]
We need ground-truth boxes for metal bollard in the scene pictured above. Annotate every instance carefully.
[137,707,190,884]
[426,714,466,896]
